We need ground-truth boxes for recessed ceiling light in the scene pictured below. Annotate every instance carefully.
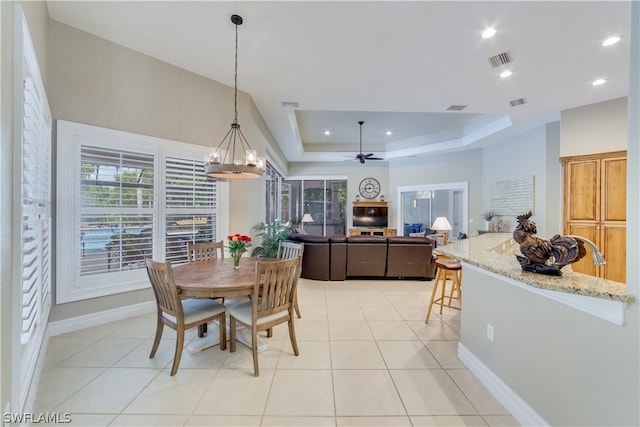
[602,36,620,47]
[500,70,512,78]
[385,131,392,136]
[482,27,497,39]
[324,130,331,136]
[592,79,607,86]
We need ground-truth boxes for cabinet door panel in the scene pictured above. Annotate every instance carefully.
[566,223,598,277]
[602,158,626,222]
[566,161,599,221]
[601,224,626,283]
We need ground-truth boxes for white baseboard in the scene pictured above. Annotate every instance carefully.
[457,342,549,427]
[48,301,156,336]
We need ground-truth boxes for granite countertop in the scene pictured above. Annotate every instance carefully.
[436,233,634,304]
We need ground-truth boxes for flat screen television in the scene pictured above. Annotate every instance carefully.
[353,206,388,228]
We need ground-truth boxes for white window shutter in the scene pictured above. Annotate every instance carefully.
[15,5,52,412]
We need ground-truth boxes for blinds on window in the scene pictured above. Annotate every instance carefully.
[79,146,155,275]
[21,76,52,344]
[16,6,52,412]
[164,157,217,263]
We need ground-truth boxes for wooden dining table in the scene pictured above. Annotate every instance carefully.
[172,256,274,299]
[171,256,277,353]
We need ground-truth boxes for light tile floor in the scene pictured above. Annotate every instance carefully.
[36,278,520,427]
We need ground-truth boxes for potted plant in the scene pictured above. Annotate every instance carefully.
[250,220,291,258]
[482,211,495,231]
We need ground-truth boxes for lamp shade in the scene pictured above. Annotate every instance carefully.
[301,213,314,223]
[431,217,452,231]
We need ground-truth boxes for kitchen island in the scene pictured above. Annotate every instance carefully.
[438,233,638,427]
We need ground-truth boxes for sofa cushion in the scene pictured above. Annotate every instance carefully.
[346,236,388,276]
[387,236,432,244]
[290,234,330,243]
[346,235,387,243]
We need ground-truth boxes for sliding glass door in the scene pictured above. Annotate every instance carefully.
[284,178,347,236]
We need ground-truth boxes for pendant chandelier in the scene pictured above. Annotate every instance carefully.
[205,14,264,180]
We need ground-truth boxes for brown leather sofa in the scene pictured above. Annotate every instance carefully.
[289,233,436,281]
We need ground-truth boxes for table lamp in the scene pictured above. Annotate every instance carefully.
[301,213,314,230]
[432,216,453,245]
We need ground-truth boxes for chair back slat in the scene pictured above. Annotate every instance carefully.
[187,241,224,263]
[277,241,304,260]
[146,259,183,320]
[255,257,300,316]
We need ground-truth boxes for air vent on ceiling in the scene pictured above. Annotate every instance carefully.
[509,98,527,107]
[488,50,513,68]
[446,104,467,111]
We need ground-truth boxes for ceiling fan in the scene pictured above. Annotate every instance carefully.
[353,121,383,164]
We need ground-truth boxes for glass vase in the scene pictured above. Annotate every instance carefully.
[232,252,241,270]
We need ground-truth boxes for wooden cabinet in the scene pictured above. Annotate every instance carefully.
[349,228,397,237]
[352,201,388,208]
[562,151,626,282]
[351,201,394,236]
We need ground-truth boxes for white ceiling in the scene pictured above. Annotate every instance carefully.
[46,1,631,163]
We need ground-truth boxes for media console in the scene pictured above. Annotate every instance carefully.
[351,201,395,236]
[349,228,397,237]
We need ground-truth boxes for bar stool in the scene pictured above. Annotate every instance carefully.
[425,258,462,323]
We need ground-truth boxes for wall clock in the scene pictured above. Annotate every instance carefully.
[359,177,381,199]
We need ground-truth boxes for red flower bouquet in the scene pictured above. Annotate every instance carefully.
[227,234,252,268]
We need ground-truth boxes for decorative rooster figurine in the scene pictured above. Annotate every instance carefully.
[513,211,586,275]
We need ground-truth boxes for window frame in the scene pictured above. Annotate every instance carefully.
[265,160,285,223]
[56,120,228,303]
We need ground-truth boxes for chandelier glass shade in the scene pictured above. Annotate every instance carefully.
[205,14,264,180]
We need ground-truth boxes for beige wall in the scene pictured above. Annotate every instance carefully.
[560,97,628,157]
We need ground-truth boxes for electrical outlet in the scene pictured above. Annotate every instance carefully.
[486,323,495,342]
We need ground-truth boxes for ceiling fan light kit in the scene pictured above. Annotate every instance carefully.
[354,121,383,164]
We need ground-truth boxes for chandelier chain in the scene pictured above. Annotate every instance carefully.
[204,14,263,179]
[233,20,239,124]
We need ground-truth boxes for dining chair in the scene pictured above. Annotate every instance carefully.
[277,240,304,318]
[145,259,227,376]
[187,241,224,263]
[228,257,301,376]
